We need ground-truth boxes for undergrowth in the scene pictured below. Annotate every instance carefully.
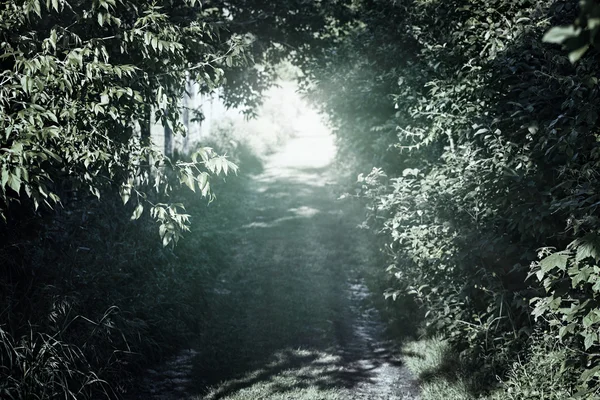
[0,97,316,398]
[0,164,244,398]
[401,332,581,400]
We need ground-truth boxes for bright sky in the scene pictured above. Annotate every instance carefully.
[257,83,336,187]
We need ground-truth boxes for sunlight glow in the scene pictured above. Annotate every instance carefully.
[256,82,336,187]
[266,83,335,170]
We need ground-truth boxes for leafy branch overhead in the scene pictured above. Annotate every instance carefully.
[543,0,600,62]
[303,0,600,396]
[0,0,245,245]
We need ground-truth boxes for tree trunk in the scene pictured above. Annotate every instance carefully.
[164,120,173,157]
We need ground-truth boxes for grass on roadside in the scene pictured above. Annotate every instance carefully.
[401,335,580,400]
[401,337,474,400]
[199,349,346,400]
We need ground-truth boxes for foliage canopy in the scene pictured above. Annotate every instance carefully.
[0,0,247,245]
[5,0,600,397]
[303,0,600,396]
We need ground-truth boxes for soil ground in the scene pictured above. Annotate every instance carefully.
[135,129,420,400]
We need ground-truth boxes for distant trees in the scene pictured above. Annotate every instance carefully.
[0,0,248,244]
[0,0,356,244]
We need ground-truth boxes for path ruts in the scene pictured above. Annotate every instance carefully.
[135,129,419,400]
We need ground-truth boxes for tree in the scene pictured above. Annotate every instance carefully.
[0,0,245,245]
[301,0,600,395]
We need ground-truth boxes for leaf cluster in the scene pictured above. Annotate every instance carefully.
[302,0,600,396]
[0,0,245,245]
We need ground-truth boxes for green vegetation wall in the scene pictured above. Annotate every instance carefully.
[0,1,352,398]
[6,0,600,397]
[304,0,600,396]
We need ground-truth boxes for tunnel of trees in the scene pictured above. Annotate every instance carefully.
[3,0,600,398]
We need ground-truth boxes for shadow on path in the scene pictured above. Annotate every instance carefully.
[135,130,419,400]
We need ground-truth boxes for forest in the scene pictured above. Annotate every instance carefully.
[2,0,600,399]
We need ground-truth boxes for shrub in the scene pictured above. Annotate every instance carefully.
[0,325,109,400]
[490,333,577,400]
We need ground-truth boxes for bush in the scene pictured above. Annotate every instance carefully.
[401,337,474,400]
[305,0,600,394]
[0,182,233,397]
[490,333,578,400]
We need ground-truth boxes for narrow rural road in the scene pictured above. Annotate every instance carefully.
[138,124,419,399]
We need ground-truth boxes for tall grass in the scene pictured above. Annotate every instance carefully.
[0,325,110,399]
[400,333,579,400]
[0,176,235,397]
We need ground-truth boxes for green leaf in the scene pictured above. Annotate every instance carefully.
[558,323,576,339]
[542,26,580,44]
[574,235,600,263]
[193,147,213,163]
[32,0,41,17]
[7,174,21,193]
[570,265,593,286]
[48,192,60,204]
[584,331,598,350]
[131,203,144,220]
[583,310,600,329]
[1,168,8,189]
[197,172,209,192]
[201,180,210,197]
[549,296,562,310]
[569,44,590,63]
[47,110,58,123]
[183,173,195,192]
[49,29,57,49]
[120,185,131,205]
[581,365,600,382]
[539,251,570,274]
[20,76,31,94]
[162,234,171,247]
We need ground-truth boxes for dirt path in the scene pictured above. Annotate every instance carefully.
[137,129,419,399]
